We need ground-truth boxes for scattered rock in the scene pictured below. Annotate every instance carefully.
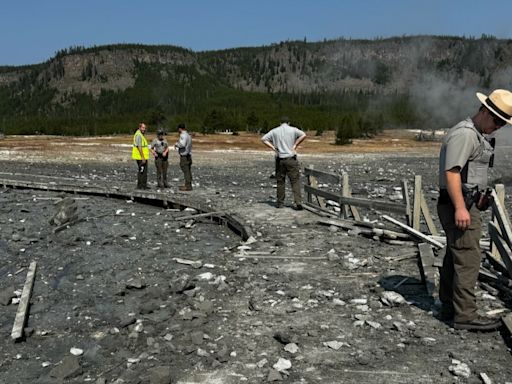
[380,291,407,306]
[267,369,283,382]
[283,343,299,354]
[0,286,15,306]
[272,358,291,372]
[149,365,172,384]
[449,360,471,378]
[49,356,82,379]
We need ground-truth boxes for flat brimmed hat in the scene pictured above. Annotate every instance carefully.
[477,89,512,125]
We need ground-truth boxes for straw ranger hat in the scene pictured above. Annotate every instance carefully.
[477,89,512,125]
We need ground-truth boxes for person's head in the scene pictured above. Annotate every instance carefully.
[280,116,290,124]
[177,123,186,133]
[157,128,165,138]
[475,89,512,134]
[139,123,147,133]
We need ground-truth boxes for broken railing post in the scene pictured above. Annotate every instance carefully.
[401,179,412,227]
[11,261,37,341]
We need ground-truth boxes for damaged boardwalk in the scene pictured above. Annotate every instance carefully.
[0,161,511,383]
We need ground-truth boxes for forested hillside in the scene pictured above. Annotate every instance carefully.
[1,35,511,140]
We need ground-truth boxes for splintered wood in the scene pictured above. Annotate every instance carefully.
[11,261,37,341]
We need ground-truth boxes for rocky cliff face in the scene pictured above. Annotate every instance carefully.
[1,36,512,102]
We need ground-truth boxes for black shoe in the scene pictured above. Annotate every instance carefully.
[454,316,502,332]
[275,202,283,209]
[292,204,304,211]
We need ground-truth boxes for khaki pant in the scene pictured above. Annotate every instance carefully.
[276,156,302,205]
[437,202,482,323]
[136,160,148,188]
[155,157,168,187]
[180,154,192,187]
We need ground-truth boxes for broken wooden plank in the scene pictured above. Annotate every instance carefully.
[235,254,326,260]
[420,192,439,236]
[484,251,510,277]
[413,175,422,230]
[316,217,356,231]
[503,313,512,336]
[418,243,437,297]
[382,214,444,249]
[11,261,37,341]
[303,167,341,185]
[488,221,512,277]
[174,211,226,221]
[304,185,407,215]
[302,202,336,218]
[491,188,512,249]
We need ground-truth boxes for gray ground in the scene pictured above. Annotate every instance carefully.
[0,150,511,384]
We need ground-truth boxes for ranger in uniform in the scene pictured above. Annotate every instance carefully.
[150,128,170,188]
[438,89,512,331]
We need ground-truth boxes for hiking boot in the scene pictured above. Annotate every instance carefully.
[275,202,283,208]
[454,316,502,332]
[292,203,304,211]
[179,185,192,191]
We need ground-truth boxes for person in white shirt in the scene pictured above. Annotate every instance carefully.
[262,117,306,210]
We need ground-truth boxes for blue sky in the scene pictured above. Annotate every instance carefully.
[2,0,512,66]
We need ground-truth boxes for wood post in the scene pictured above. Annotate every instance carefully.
[413,175,422,231]
[11,261,37,341]
[342,172,360,221]
[491,184,506,261]
[401,179,412,226]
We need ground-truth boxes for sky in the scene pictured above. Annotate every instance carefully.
[2,0,512,66]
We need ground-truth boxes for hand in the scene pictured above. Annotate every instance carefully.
[454,207,471,230]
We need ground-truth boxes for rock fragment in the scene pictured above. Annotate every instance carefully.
[49,356,82,379]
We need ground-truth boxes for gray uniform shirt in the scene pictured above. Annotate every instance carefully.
[262,123,305,158]
[150,138,169,157]
[176,131,192,156]
[439,118,493,190]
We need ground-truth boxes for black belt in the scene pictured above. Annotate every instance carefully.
[277,155,297,160]
[438,188,474,205]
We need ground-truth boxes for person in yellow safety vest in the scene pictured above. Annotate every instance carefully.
[132,122,150,189]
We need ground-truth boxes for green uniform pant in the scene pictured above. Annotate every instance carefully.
[437,202,482,323]
[276,156,302,205]
[179,154,192,187]
[155,157,168,187]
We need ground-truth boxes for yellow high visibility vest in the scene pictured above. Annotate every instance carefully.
[132,130,149,160]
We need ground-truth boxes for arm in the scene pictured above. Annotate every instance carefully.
[293,133,306,151]
[262,139,277,154]
[445,168,471,230]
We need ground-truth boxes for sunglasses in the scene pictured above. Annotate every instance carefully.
[492,114,507,127]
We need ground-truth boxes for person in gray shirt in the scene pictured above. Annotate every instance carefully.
[174,123,193,191]
[150,128,169,188]
[262,117,306,210]
[437,89,512,331]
